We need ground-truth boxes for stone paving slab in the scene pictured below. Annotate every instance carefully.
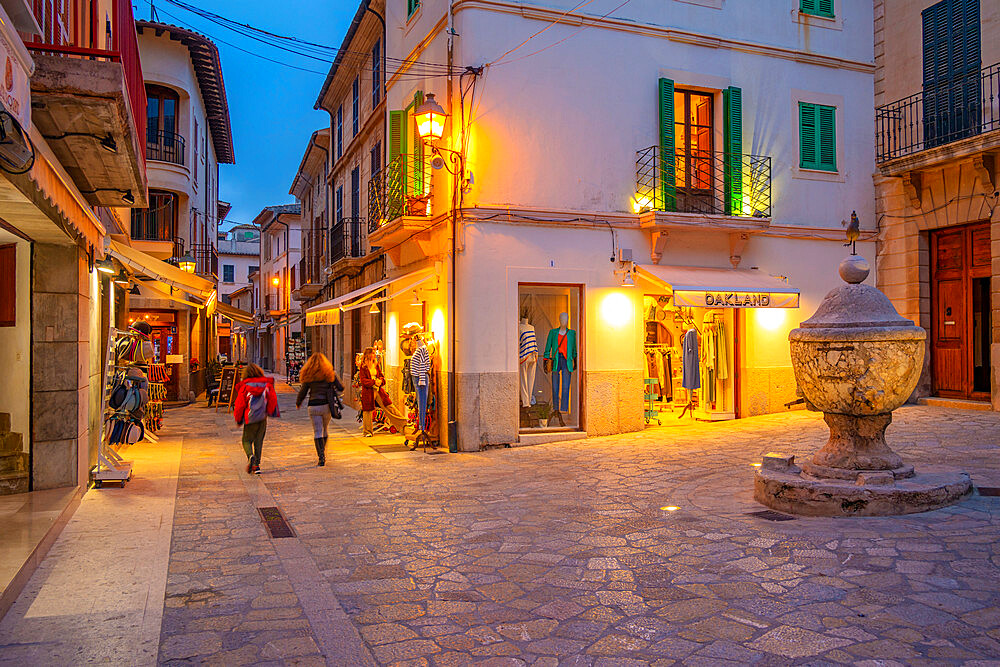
[151,386,1000,665]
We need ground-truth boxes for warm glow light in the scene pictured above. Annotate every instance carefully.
[431,308,445,346]
[271,276,280,286]
[751,462,762,468]
[387,314,399,366]
[369,302,380,314]
[600,292,632,327]
[661,506,680,512]
[632,194,653,214]
[755,308,786,331]
[414,93,448,142]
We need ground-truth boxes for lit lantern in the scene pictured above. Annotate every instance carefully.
[414,93,448,142]
[177,252,196,273]
[271,276,280,286]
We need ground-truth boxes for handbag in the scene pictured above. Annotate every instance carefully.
[543,357,552,374]
[327,383,343,420]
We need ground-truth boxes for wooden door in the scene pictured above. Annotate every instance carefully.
[931,222,991,399]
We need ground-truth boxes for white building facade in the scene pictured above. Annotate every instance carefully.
[131,21,234,399]
[310,0,878,450]
[253,205,303,376]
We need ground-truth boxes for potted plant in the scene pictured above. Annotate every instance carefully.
[536,402,551,428]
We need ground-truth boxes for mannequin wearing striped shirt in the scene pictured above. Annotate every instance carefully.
[519,318,538,406]
[410,339,431,431]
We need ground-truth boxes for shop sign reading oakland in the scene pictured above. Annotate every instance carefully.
[674,290,799,309]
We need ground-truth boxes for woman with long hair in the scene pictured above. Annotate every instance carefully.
[357,347,408,437]
[233,363,279,474]
[296,353,344,465]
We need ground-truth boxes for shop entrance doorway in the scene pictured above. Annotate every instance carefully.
[931,221,991,400]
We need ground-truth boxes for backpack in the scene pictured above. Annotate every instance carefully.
[245,390,268,424]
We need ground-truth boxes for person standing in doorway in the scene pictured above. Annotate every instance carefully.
[296,352,344,466]
[233,363,279,474]
[358,347,408,436]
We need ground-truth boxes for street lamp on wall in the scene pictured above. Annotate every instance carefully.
[414,93,446,143]
[177,252,196,273]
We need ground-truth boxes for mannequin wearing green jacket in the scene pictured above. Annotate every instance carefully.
[543,312,577,414]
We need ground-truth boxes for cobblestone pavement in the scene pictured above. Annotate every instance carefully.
[146,384,1000,666]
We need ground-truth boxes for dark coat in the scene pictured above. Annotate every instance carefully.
[296,377,344,408]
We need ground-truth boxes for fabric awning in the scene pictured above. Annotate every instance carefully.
[636,265,799,309]
[135,279,204,309]
[216,301,255,324]
[305,267,435,326]
[108,240,215,298]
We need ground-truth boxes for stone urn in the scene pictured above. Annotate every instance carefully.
[753,255,972,516]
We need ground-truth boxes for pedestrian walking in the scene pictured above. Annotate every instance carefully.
[295,352,344,466]
[233,363,279,474]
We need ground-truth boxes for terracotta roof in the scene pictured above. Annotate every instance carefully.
[136,21,235,164]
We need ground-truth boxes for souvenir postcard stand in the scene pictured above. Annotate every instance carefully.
[286,337,306,383]
[93,327,137,486]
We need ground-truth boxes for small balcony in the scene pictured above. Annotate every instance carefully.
[25,0,147,208]
[330,217,365,264]
[191,243,218,280]
[294,230,327,302]
[147,130,186,166]
[876,62,1000,172]
[635,147,772,219]
[368,154,433,234]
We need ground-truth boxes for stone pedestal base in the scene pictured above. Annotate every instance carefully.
[754,466,972,517]
[812,413,902,470]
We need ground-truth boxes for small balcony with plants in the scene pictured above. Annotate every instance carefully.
[367,153,435,253]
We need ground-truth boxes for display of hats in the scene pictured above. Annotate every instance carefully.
[129,321,152,338]
[402,322,424,335]
[400,338,415,356]
[115,336,140,363]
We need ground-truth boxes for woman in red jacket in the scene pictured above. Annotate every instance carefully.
[233,363,279,473]
[358,347,407,436]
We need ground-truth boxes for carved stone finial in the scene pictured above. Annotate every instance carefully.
[838,255,870,284]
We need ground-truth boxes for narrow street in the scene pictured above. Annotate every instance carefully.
[2,385,1000,665]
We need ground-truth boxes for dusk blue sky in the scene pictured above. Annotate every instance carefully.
[140,0,354,229]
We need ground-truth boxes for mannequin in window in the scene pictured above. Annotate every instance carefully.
[518,308,538,407]
[543,311,577,421]
[410,337,431,432]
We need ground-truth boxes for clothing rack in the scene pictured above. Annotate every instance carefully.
[93,327,135,486]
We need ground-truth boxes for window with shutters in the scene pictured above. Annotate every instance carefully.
[798,102,837,172]
[223,264,235,283]
[407,0,420,18]
[922,0,981,148]
[352,77,360,136]
[800,0,833,19]
[371,40,381,107]
[336,106,343,159]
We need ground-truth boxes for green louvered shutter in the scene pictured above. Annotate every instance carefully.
[411,91,425,196]
[817,105,836,171]
[658,78,676,211]
[799,102,818,169]
[387,110,406,220]
[800,0,815,13]
[800,0,833,18]
[723,86,743,216]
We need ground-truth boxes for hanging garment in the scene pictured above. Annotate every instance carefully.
[520,355,537,407]
[552,354,572,412]
[659,350,673,401]
[682,329,701,391]
[665,351,674,402]
[518,324,538,361]
[410,345,431,387]
[716,320,729,380]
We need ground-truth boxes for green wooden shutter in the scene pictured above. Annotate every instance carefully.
[799,102,818,169]
[817,105,836,171]
[800,0,833,18]
[411,91,425,196]
[407,0,419,18]
[800,102,836,172]
[723,86,743,216]
[387,110,406,220]
[658,78,675,211]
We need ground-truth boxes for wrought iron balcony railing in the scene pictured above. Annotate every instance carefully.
[191,243,218,280]
[876,62,1000,163]
[635,147,771,218]
[147,130,185,165]
[331,217,365,263]
[299,228,327,285]
[368,153,434,234]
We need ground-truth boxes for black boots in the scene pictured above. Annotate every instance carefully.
[314,437,326,466]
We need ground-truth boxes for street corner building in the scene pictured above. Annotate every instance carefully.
[873,0,1000,411]
[292,0,882,452]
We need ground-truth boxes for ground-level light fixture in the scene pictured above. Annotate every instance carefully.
[95,258,115,274]
[660,506,680,512]
[414,93,447,143]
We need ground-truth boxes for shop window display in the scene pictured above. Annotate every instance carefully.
[644,294,735,422]
[518,285,582,431]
